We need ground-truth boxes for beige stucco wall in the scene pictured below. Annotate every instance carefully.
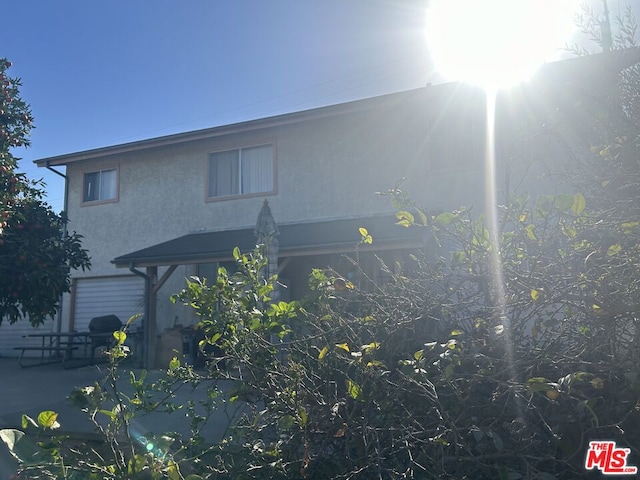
[59,102,482,331]
[58,86,579,333]
[64,102,489,270]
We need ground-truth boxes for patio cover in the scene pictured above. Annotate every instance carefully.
[113,214,427,368]
[112,214,427,268]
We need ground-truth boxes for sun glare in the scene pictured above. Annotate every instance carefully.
[426,0,579,88]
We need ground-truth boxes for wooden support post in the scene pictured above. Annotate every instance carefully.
[146,266,158,368]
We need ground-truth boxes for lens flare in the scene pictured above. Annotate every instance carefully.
[426,0,579,88]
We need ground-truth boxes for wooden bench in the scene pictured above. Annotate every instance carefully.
[14,345,79,368]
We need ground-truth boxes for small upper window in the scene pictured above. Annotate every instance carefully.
[83,168,118,203]
[208,145,274,199]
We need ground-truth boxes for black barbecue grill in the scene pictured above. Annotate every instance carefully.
[88,314,123,361]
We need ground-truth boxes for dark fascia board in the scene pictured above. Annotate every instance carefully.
[112,215,428,268]
[34,85,455,168]
[113,238,425,269]
[113,227,258,268]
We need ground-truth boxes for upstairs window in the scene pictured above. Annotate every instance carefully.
[83,168,118,204]
[208,145,275,199]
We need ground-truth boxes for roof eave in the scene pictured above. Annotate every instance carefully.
[35,86,440,167]
[111,236,426,269]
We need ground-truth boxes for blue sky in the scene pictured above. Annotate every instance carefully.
[3,0,434,212]
[2,0,635,213]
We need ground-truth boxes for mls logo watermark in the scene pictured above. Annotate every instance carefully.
[585,441,638,475]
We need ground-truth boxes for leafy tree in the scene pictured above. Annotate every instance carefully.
[3,17,640,479]
[0,251,283,479]
[0,58,90,325]
[4,183,639,479]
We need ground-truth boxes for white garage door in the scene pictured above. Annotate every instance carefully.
[73,276,145,332]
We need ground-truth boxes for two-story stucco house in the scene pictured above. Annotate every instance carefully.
[8,48,636,366]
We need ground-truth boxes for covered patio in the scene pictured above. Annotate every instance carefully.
[111,204,428,368]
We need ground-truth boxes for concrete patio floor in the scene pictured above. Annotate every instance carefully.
[0,356,244,478]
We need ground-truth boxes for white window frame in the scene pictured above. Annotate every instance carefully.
[207,144,276,200]
[82,167,119,205]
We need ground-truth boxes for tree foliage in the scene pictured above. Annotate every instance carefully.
[8,174,640,478]
[0,58,90,325]
[165,191,639,479]
[4,22,640,480]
